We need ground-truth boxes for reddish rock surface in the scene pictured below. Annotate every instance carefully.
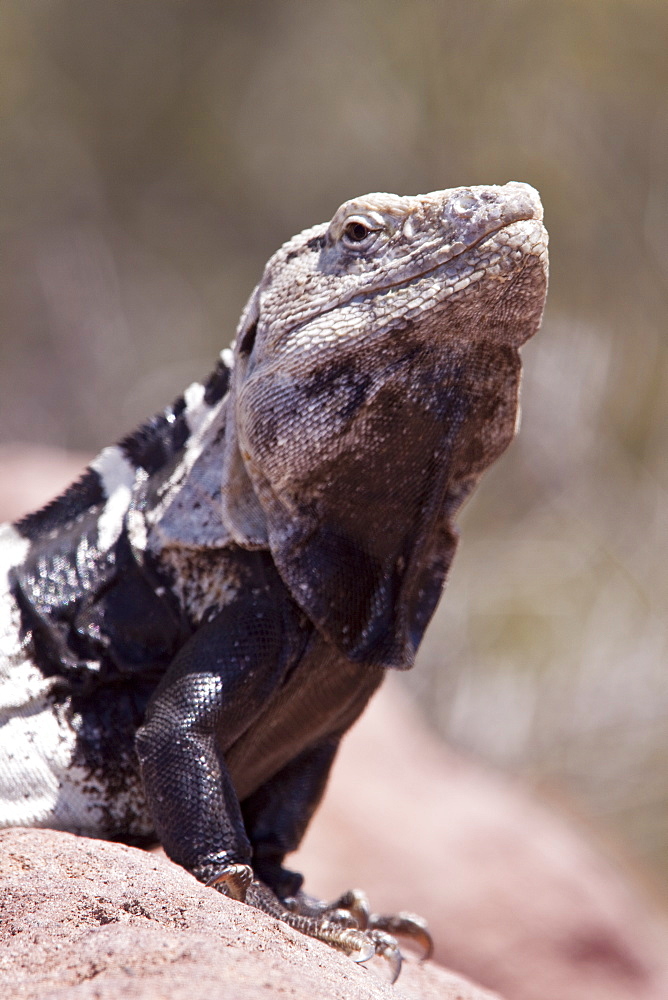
[0,828,499,1000]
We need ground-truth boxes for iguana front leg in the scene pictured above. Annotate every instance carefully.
[135,563,306,884]
[137,618,418,979]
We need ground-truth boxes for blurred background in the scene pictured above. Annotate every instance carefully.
[2,0,667,901]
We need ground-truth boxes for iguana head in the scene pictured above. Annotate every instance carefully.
[221,183,549,668]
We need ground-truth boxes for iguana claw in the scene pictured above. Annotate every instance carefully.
[207,862,254,902]
[365,929,403,983]
[369,910,434,960]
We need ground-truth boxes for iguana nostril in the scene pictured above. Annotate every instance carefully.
[449,192,478,219]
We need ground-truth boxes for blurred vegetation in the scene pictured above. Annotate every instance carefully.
[2,1,667,895]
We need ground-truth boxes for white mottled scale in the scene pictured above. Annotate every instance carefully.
[0,526,153,837]
[91,446,137,551]
[0,523,78,828]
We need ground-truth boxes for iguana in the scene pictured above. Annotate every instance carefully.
[0,182,548,979]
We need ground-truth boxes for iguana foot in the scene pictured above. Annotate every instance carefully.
[283,887,433,960]
[241,882,431,982]
[316,889,433,958]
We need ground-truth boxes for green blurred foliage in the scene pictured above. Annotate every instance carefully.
[2,0,667,893]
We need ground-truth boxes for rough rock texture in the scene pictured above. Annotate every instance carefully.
[294,682,668,1000]
[0,828,498,1000]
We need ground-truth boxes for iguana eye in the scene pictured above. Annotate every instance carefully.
[341,218,377,245]
[344,221,371,242]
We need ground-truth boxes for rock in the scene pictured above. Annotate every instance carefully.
[0,828,499,1000]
